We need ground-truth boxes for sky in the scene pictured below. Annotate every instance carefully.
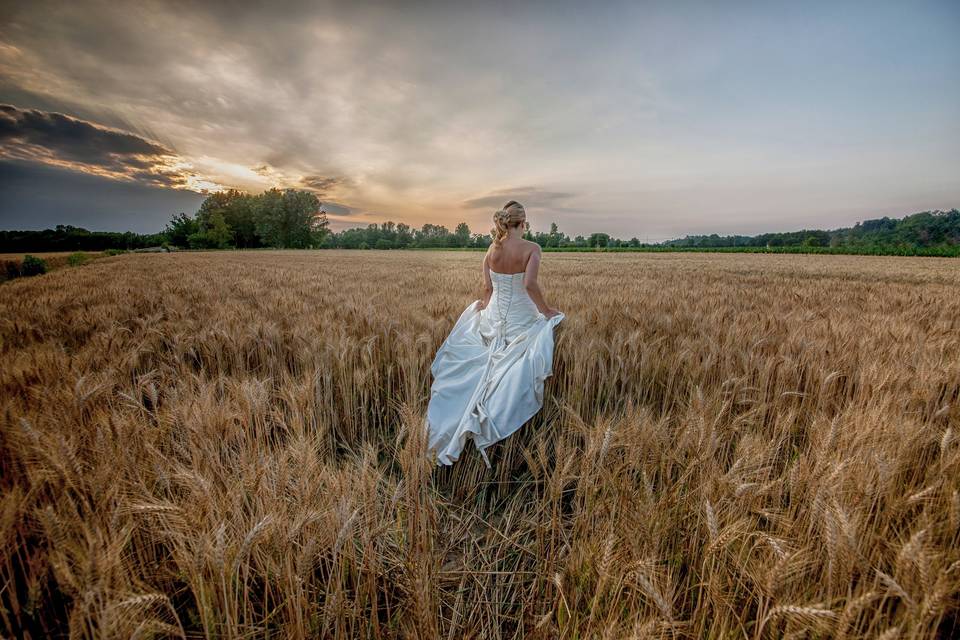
[0,0,958,240]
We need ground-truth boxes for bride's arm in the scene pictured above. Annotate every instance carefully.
[477,250,494,309]
[523,246,560,318]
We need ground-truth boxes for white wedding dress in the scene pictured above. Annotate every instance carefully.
[425,269,565,467]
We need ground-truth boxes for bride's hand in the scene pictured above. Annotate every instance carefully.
[544,307,561,319]
[475,300,486,310]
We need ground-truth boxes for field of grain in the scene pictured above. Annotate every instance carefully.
[1,250,958,639]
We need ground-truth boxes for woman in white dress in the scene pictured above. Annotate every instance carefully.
[425,201,564,467]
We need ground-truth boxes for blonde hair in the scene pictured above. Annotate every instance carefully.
[491,200,527,247]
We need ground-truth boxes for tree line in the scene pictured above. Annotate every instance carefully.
[1,192,957,256]
[164,190,612,250]
[663,209,960,252]
[0,188,330,252]
[0,186,625,251]
[323,221,637,250]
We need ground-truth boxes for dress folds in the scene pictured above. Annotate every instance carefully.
[425,270,564,466]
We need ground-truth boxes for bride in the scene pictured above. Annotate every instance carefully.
[425,200,564,467]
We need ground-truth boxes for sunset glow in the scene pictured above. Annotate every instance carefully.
[1,1,958,236]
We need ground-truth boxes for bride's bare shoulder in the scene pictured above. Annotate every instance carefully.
[522,242,542,270]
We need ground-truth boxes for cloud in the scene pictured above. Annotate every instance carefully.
[300,174,349,196]
[0,104,207,190]
[1,1,958,236]
[0,103,168,158]
[318,200,353,216]
[462,187,577,211]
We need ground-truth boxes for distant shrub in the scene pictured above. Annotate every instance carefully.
[68,252,90,266]
[104,249,127,256]
[21,255,47,276]
[3,260,20,281]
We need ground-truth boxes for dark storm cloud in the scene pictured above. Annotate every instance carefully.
[0,159,205,233]
[0,104,195,188]
[462,187,576,210]
[0,104,168,158]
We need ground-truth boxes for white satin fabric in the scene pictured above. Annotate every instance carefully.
[425,269,565,467]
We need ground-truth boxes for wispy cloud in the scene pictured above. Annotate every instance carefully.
[0,1,958,235]
[300,175,351,197]
[463,187,577,211]
[318,201,354,217]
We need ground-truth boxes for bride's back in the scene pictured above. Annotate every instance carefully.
[487,237,537,274]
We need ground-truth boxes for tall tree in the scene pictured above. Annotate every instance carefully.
[396,223,413,247]
[454,222,471,247]
[204,212,233,248]
[164,213,199,247]
[588,232,610,248]
[547,222,561,247]
[197,190,259,247]
[254,189,325,248]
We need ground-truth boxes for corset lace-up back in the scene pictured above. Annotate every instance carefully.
[484,269,540,345]
[425,267,564,467]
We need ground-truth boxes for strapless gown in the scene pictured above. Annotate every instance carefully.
[425,269,565,467]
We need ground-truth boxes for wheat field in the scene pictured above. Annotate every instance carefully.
[1,250,958,639]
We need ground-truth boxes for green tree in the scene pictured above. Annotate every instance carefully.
[471,233,491,248]
[588,232,610,248]
[308,208,331,247]
[546,222,561,247]
[205,211,233,248]
[415,223,452,248]
[454,222,471,247]
[197,190,259,247]
[254,189,325,248]
[185,210,234,249]
[163,213,199,247]
[396,223,413,247]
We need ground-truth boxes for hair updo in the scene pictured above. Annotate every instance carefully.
[491,200,527,247]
